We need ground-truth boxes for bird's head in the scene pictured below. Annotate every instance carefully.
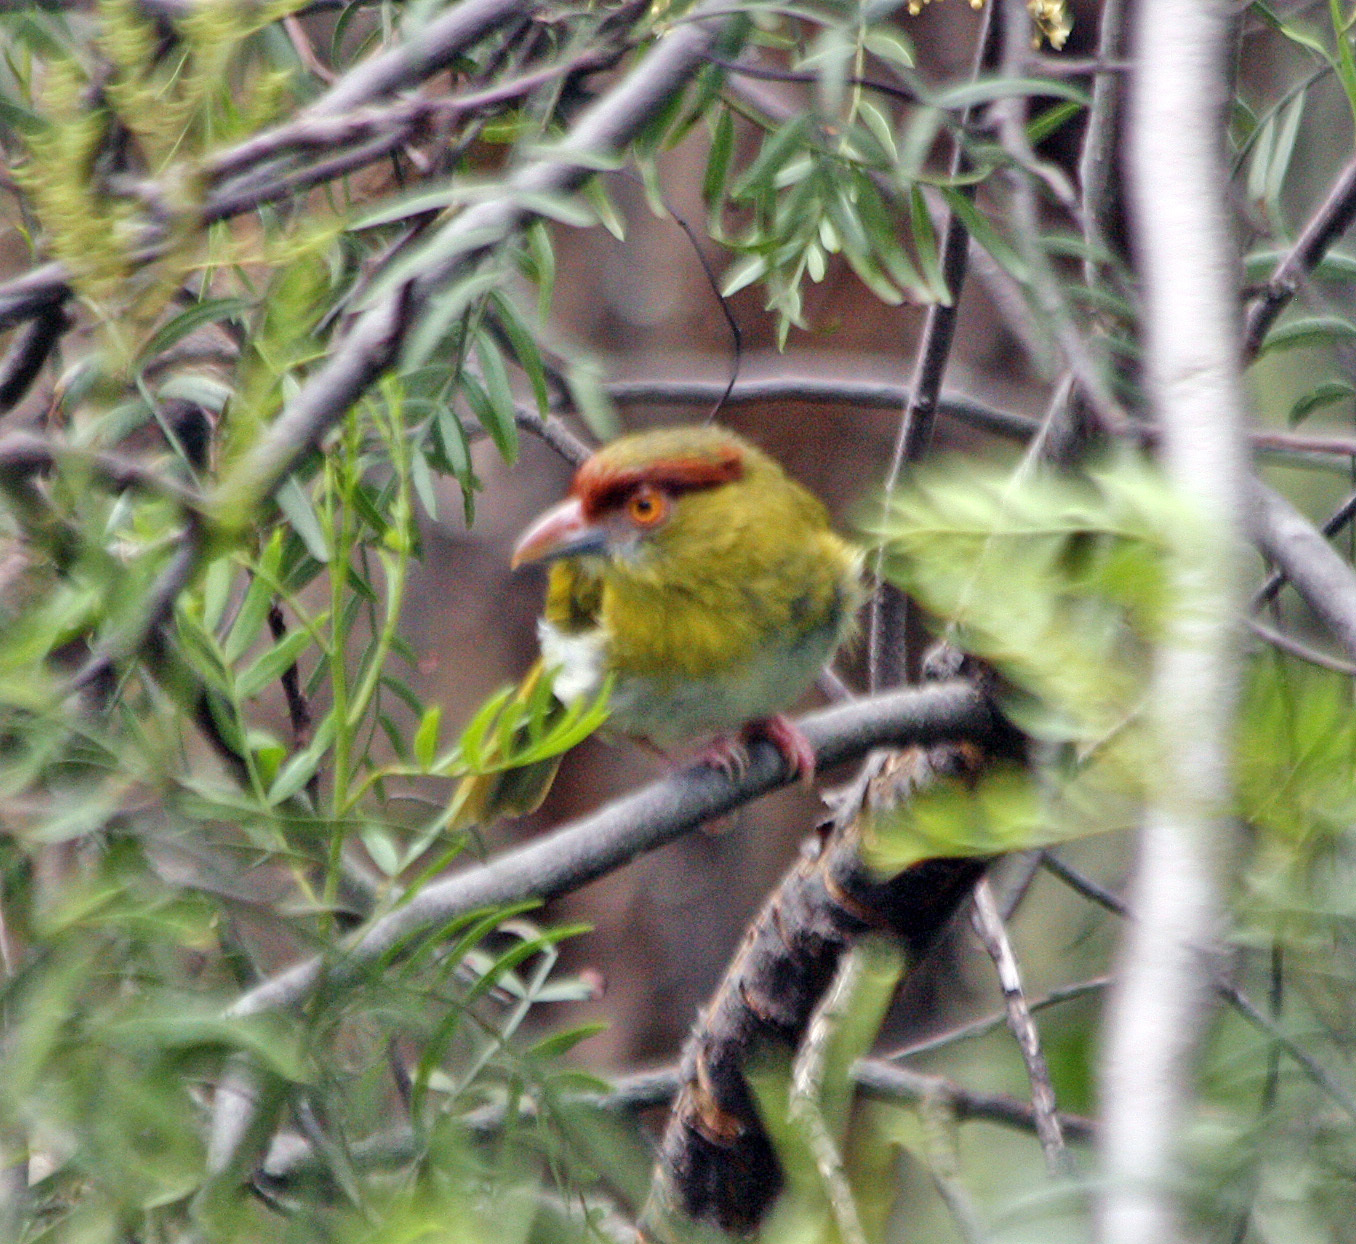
[511,427,774,573]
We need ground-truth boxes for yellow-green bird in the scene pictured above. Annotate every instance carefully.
[453,424,865,825]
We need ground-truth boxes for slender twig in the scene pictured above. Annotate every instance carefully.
[971,878,1070,1174]
[1078,0,1126,293]
[1243,153,1356,357]
[855,1060,1096,1142]
[1252,482,1356,664]
[708,52,921,104]
[868,3,999,692]
[1246,616,1356,676]
[512,405,593,467]
[607,376,1039,437]
[0,301,69,413]
[1040,852,1128,916]
[606,375,1356,463]
[260,1056,1096,1187]
[886,974,1114,1061]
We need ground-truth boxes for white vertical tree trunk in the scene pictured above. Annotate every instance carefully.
[1098,3,1247,1243]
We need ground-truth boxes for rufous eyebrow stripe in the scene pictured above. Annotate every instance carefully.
[571,447,745,517]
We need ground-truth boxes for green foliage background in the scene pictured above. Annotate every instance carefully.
[0,0,1355,1241]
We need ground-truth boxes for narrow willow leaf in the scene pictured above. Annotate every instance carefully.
[138,298,250,364]
[236,627,310,699]
[942,188,1029,282]
[1260,315,1356,354]
[276,474,331,563]
[489,290,550,415]
[703,108,735,208]
[409,447,438,521]
[472,331,519,463]
[732,114,813,200]
[414,704,441,768]
[224,531,284,663]
[1290,379,1356,424]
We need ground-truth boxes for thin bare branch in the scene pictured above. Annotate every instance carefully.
[887,974,1114,1061]
[1245,616,1356,676]
[868,3,999,691]
[1243,153,1356,357]
[971,878,1070,1174]
[1254,488,1356,608]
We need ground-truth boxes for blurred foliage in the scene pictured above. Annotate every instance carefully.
[0,0,1353,1241]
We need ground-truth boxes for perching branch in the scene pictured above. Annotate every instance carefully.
[228,680,999,1020]
[1251,482,1356,664]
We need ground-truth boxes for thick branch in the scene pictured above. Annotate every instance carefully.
[1251,482,1356,663]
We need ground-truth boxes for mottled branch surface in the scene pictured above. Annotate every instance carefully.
[642,712,1023,1237]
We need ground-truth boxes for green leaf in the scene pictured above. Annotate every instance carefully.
[732,114,813,200]
[1259,315,1356,354]
[857,98,899,166]
[489,290,550,416]
[276,474,331,564]
[942,188,1029,282]
[579,177,626,239]
[909,185,948,304]
[267,710,336,805]
[137,298,250,365]
[1290,379,1356,424]
[471,332,519,462]
[704,108,736,209]
[410,446,439,520]
[564,359,617,439]
[863,26,915,69]
[224,531,284,663]
[236,627,310,699]
[1333,0,1356,129]
[1027,99,1082,144]
[525,220,556,320]
[414,704,441,768]
[931,76,1089,111]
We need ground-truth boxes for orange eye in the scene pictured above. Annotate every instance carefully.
[627,486,669,527]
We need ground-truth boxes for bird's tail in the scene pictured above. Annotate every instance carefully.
[448,660,566,829]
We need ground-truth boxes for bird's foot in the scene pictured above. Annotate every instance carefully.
[747,714,817,786]
[690,717,817,786]
[692,734,751,781]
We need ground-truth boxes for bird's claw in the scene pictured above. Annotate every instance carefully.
[750,714,817,786]
[693,735,751,780]
[695,715,817,786]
